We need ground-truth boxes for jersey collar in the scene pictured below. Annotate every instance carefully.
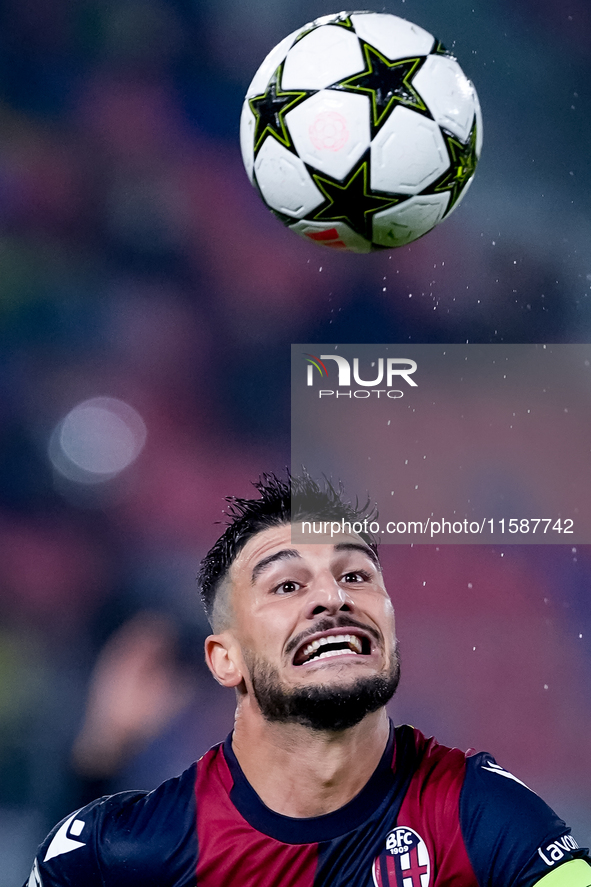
[222,720,397,844]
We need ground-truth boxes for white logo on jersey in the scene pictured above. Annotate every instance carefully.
[538,835,580,866]
[27,859,43,887]
[44,812,86,862]
[372,826,431,887]
[481,761,534,792]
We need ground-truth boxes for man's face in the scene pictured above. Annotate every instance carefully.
[221,523,399,730]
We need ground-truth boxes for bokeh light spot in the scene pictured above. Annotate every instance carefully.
[49,397,147,484]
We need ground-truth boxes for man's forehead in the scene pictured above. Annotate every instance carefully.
[229,523,377,583]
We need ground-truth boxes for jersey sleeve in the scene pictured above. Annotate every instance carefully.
[459,752,590,887]
[23,765,198,887]
[24,794,132,887]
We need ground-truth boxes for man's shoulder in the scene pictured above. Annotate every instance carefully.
[99,759,201,860]
[395,726,590,886]
[396,725,569,829]
[30,759,205,887]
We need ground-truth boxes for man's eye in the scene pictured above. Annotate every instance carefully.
[343,570,370,583]
[274,581,300,595]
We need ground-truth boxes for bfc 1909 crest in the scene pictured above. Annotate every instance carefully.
[372,826,431,887]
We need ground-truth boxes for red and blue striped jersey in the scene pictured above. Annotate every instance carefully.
[26,724,590,887]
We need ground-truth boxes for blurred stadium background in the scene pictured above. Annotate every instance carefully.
[0,0,589,882]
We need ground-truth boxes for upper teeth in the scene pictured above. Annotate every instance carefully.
[300,634,363,661]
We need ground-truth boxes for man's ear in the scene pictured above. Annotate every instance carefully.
[205,633,244,688]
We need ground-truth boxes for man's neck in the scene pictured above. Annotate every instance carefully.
[230,705,391,818]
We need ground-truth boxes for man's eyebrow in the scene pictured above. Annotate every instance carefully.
[251,549,302,584]
[333,542,381,569]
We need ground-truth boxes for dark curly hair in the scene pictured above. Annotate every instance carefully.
[198,472,378,625]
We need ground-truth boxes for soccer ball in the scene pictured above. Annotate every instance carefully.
[240,11,482,253]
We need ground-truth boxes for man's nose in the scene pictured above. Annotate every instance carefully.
[304,576,353,619]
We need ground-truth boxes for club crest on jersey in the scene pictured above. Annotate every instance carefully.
[372,826,431,887]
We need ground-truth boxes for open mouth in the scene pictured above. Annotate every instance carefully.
[293,631,372,666]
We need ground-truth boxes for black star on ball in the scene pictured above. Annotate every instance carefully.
[311,156,402,241]
[249,66,310,155]
[429,119,479,212]
[332,44,428,133]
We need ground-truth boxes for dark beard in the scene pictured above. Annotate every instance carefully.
[246,642,400,732]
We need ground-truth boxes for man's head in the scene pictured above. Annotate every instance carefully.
[198,473,379,629]
[199,474,399,732]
